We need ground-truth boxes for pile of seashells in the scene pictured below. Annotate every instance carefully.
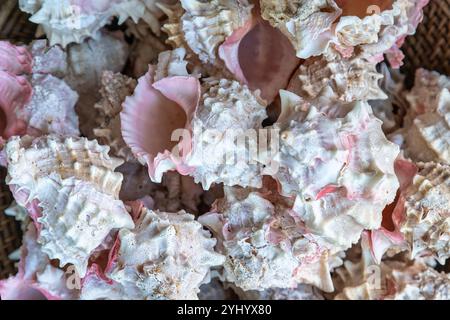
[0,0,448,300]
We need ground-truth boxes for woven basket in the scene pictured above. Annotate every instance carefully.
[0,0,449,279]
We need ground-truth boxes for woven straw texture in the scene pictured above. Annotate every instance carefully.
[0,0,449,279]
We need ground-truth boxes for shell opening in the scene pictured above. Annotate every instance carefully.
[381,190,399,232]
[335,0,394,18]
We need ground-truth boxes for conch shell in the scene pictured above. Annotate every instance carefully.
[271,91,399,252]
[199,187,336,292]
[81,208,224,300]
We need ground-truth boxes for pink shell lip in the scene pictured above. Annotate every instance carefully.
[121,66,201,182]
[0,71,31,139]
[219,9,301,103]
[0,41,33,75]
[0,276,50,300]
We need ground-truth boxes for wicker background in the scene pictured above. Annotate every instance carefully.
[0,0,449,279]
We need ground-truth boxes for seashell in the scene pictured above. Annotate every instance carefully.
[271,91,399,251]
[93,71,137,162]
[232,283,325,300]
[19,0,167,47]
[259,0,342,59]
[81,208,224,300]
[64,32,129,138]
[291,52,387,104]
[6,135,124,198]
[19,74,80,137]
[198,278,237,300]
[26,174,134,277]
[29,40,68,77]
[0,223,79,300]
[400,162,450,264]
[0,41,33,75]
[121,50,200,183]
[259,0,429,64]
[199,187,335,292]
[161,1,300,103]
[185,78,267,189]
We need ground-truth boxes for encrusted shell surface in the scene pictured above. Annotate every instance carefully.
[401,162,450,264]
[6,135,124,198]
[93,71,137,162]
[199,188,335,292]
[186,79,267,189]
[271,92,399,251]
[81,208,224,300]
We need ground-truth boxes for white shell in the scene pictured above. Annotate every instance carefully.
[6,135,124,198]
[199,188,335,292]
[83,208,224,300]
[186,79,267,189]
[401,162,450,264]
[33,174,134,277]
[271,92,399,251]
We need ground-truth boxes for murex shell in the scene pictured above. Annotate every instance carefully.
[401,162,450,264]
[6,135,134,277]
[270,91,399,252]
[19,0,172,46]
[81,208,224,300]
[199,187,338,292]
[259,0,429,63]
[121,48,268,189]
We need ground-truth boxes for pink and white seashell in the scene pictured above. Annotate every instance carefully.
[81,208,224,300]
[270,91,399,252]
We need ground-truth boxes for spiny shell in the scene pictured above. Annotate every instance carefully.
[82,208,224,300]
[162,0,253,66]
[294,53,387,103]
[272,92,399,251]
[186,79,267,189]
[93,71,137,162]
[0,223,79,300]
[401,162,450,264]
[6,135,124,198]
[19,0,158,47]
[199,188,335,292]
[32,174,134,277]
